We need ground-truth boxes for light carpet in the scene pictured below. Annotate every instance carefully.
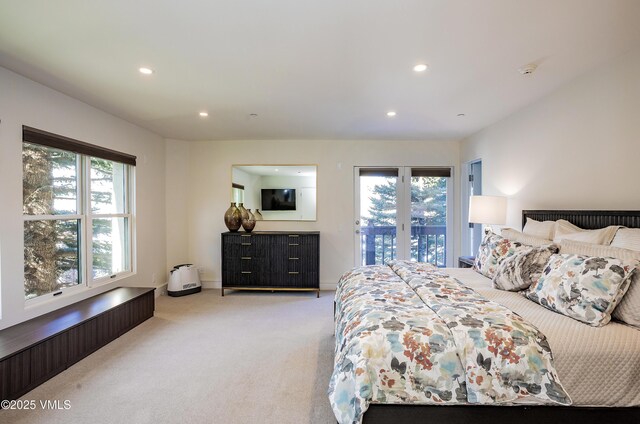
[2,290,337,424]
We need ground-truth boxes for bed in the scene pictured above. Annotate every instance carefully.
[330,210,640,424]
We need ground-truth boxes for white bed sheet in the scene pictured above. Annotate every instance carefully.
[444,267,640,407]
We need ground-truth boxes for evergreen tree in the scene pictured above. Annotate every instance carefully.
[23,145,119,298]
[364,176,447,266]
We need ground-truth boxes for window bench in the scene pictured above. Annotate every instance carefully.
[0,287,155,401]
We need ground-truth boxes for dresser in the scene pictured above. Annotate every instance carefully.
[221,231,320,297]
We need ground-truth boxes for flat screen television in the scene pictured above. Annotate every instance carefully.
[261,189,296,211]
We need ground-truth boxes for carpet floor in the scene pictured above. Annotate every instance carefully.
[2,290,337,424]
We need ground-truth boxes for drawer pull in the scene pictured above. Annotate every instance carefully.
[241,234,252,237]
[288,271,299,275]
[241,257,252,260]
[241,243,252,246]
[241,271,252,274]
[289,243,299,246]
[289,257,299,260]
[288,234,299,238]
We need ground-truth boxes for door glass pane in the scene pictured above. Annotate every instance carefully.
[92,217,129,279]
[469,161,482,256]
[359,173,397,266]
[24,219,81,299]
[23,143,78,215]
[410,176,447,266]
[91,158,126,214]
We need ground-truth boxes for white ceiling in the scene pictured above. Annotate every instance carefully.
[1,0,639,141]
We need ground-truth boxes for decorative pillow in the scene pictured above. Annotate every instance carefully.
[560,239,640,328]
[522,218,556,240]
[611,228,640,251]
[553,220,619,245]
[473,230,530,279]
[501,228,553,247]
[492,244,559,291]
[525,253,638,326]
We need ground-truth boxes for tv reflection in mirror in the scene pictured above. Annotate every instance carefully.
[261,188,296,211]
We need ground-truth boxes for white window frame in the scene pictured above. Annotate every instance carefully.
[353,166,454,268]
[85,156,134,287]
[23,148,135,305]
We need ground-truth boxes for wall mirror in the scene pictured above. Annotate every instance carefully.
[231,165,317,221]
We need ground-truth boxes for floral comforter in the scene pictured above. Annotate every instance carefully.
[328,260,571,424]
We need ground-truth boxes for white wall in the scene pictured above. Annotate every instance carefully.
[0,67,167,330]
[165,139,190,269]
[460,47,640,230]
[166,139,460,290]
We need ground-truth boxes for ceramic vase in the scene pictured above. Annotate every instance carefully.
[242,209,256,232]
[238,203,249,221]
[254,209,264,220]
[224,202,242,232]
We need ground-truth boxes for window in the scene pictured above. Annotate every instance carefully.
[22,127,136,301]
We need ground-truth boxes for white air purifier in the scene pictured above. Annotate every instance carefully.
[168,264,202,297]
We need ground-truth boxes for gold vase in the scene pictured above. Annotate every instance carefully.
[238,203,249,221]
[224,202,242,232]
[242,209,256,232]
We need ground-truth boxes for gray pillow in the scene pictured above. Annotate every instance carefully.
[492,244,559,291]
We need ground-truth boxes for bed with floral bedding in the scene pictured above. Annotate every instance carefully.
[329,260,570,424]
[329,210,640,424]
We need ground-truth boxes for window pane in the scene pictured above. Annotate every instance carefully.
[23,143,78,215]
[24,219,81,300]
[410,176,447,267]
[91,158,126,214]
[92,218,129,279]
[359,174,398,266]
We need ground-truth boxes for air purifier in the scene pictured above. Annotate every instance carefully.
[168,264,202,297]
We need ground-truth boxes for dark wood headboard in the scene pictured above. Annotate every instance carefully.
[522,210,640,230]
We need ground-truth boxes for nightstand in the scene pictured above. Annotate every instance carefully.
[458,256,475,268]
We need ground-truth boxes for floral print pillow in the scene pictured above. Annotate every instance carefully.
[492,244,559,291]
[525,253,638,326]
[473,230,530,279]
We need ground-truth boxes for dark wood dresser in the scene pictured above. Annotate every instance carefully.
[221,231,320,297]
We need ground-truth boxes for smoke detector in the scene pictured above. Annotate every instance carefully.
[518,63,538,75]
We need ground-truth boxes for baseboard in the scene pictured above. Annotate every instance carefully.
[200,280,336,291]
[320,282,337,291]
[156,283,168,297]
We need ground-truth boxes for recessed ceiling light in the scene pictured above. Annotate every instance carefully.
[386,111,397,117]
[199,111,208,117]
[138,67,154,75]
[413,64,428,72]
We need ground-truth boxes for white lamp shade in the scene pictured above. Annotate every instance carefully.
[469,195,507,225]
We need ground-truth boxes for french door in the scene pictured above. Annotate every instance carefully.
[354,167,453,267]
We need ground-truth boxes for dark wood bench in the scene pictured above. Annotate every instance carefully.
[0,287,155,401]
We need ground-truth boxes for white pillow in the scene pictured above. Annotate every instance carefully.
[522,218,556,240]
[501,228,553,247]
[553,220,619,245]
[560,239,640,328]
[611,228,640,251]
